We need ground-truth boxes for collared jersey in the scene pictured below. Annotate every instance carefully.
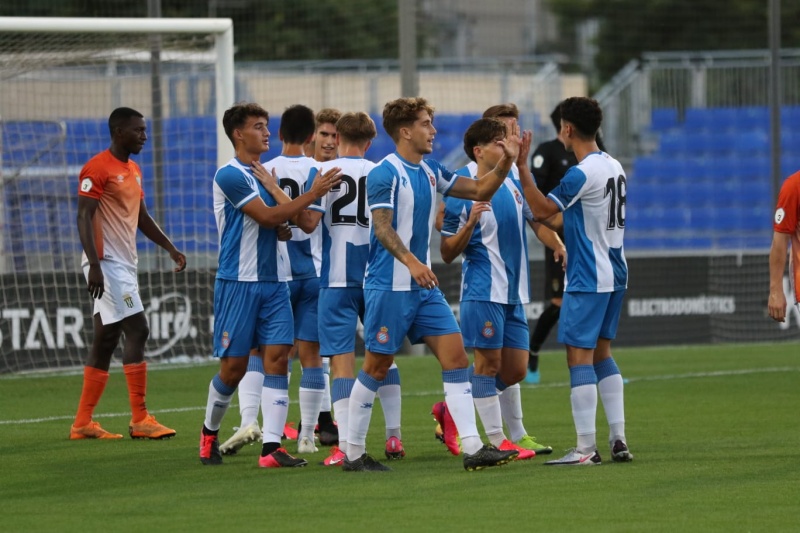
[365,152,458,291]
[547,151,628,293]
[213,157,281,282]
[78,149,145,269]
[442,161,532,304]
[310,156,375,288]
[267,154,321,281]
[773,170,800,303]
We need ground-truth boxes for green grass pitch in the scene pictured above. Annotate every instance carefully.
[1,343,798,532]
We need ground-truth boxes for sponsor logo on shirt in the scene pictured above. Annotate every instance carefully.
[116,175,125,183]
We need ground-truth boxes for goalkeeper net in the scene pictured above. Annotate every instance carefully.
[0,17,233,372]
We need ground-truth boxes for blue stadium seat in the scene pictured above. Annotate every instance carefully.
[650,108,679,132]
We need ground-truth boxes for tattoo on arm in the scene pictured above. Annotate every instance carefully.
[372,208,410,260]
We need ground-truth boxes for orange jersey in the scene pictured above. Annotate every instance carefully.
[78,149,145,268]
[773,170,800,303]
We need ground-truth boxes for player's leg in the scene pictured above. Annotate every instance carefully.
[545,292,605,466]
[318,356,337,446]
[593,290,632,462]
[528,248,563,383]
[200,279,258,465]
[71,312,124,439]
[219,350,263,455]
[378,362,404,459]
[294,277,325,453]
[497,304,553,454]
[342,289,410,471]
[257,282,306,468]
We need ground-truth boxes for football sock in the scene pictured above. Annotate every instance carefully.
[378,363,402,440]
[443,368,481,455]
[347,370,381,460]
[123,362,148,423]
[204,374,235,432]
[298,366,325,442]
[332,377,355,456]
[74,366,109,427]
[238,355,264,428]
[320,357,332,414]
[472,373,504,446]
[569,365,598,453]
[497,381,527,442]
[595,357,626,443]
[261,373,289,445]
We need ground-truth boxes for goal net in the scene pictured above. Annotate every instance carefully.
[0,17,234,373]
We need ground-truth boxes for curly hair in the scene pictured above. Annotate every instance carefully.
[222,102,269,146]
[559,97,603,139]
[382,97,435,142]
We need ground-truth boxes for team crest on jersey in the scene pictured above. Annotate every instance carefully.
[775,208,785,224]
[513,189,523,205]
[481,321,495,338]
[221,331,230,348]
[122,293,134,308]
[376,326,390,344]
[428,173,436,187]
[116,174,124,182]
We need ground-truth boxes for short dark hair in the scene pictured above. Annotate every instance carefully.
[549,103,562,132]
[559,97,603,139]
[483,103,519,120]
[382,97,435,142]
[335,112,377,145]
[462,118,507,162]
[222,102,269,146]
[108,107,143,136]
[280,104,316,144]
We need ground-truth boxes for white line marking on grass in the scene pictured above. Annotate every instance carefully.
[3,366,798,426]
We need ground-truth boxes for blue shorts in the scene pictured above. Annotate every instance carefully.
[288,277,320,342]
[213,279,294,358]
[460,301,529,350]
[363,287,460,355]
[558,290,625,349]
[318,287,364,356]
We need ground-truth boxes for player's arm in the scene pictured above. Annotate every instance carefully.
[138,201,187,272]
[440,201,490,264]
[372,207,438,288]
[250,162,329,233]
[768,231,790,322]
[76,195,104,299]
[240,168,340,228]
[528,219,567,269]
[448,124,522,201]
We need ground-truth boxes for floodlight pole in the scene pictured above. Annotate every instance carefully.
[149,0,165,265]
[399,0,418,97]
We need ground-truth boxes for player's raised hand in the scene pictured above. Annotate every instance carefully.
[250,161,279,192]
[467,201,491,227]
[309,167,342,198]
[516,130,533,168]
[497,121,521,161]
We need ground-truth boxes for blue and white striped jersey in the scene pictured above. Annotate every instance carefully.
[547,151,628,293]
[266,154,322,281]
[213,158,281,282]
[442,161,532,304]
[309,156,375,288]
[365,153,458,291]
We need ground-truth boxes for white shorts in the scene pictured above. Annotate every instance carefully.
[83,261,144,325]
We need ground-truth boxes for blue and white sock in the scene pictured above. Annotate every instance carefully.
[299,366,325,442]
[443,368,481,455]
[497,380,527,443]
[320,357,332,413]
[204,374,236,432]
[595,357,626,444]
[472,373,504,446]
[332,377,355,456]
[260,373,289,445]
[378,363,402,440]
[569,365,598,453]
[238,355,264,428]
[347,370,381,460]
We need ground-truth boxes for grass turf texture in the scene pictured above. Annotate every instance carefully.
[1,343,798,532]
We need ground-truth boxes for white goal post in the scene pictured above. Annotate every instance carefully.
[0,17,235,373]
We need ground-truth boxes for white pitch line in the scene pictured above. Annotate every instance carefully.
[3,366,798,426]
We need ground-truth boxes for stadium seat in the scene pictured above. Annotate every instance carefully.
[650,108,679,132]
